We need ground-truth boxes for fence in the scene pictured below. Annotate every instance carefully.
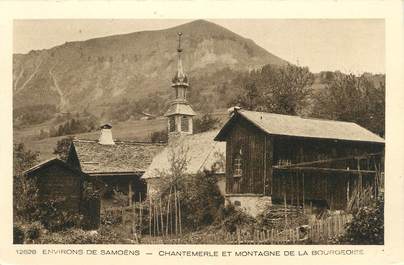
[309,213,352,243]
[142,213,352,244]
[101,205,351,244]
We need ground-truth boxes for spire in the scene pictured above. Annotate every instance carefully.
[172,32,188,85]
[165,32,195,138]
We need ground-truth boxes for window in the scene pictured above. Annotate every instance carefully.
[169,117,176,132]
[233,148,243,177]
[231,147,243,193]
[181,116,189,132]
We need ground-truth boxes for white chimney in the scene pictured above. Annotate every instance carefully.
[227,106,242,116]
[99,124,115,145]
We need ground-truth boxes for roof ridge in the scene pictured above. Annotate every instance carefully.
[23,157,83,176]
[187,129,220,137]
[240,109,357,124]
[74,138,167,146]
[213,109,384,143]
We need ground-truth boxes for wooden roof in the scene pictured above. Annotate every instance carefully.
[142,130,226,179]
[215,109,385,144]
[24,158,84,177]
[164,102,196,116]
[71,139,166,175]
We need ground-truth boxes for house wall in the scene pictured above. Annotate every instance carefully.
[222,115,384,211]
[271,136,384,210]
[34,164,83,214]
[272,136,384,170]
[225,118,271,195]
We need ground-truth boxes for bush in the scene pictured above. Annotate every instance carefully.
[193,113,221,133]
[339,192,384,244]
[101,211,122,226]
[179,172,225,230]
[217,204,256,233]
[13,224,25,244]
[49,114,99,137]
[53,136,74,161]
[24,221,43,241]
[153,143,225,232]
[17,174,84,232]
[37,226,126,244]
[38,199,83,232]
[13,143,39,220]
[150,130,168,143]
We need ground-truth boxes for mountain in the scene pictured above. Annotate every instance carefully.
[13,19,288,121]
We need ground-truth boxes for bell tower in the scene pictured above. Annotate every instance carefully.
[165,32,196,138]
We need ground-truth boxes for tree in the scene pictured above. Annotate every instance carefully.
[150,130,168,143]
[267,64,314,115]
[193,113,221,134]
[13,143,39,177]
[312,72,385,136]
[13,143,39,220]
[229,64,314,115]
[153,142,224,231]
[53,136,74,161]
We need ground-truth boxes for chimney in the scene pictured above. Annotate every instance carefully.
[99,124,115,145]
[227,106,242,116]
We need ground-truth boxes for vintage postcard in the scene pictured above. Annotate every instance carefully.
[1,1,404,265]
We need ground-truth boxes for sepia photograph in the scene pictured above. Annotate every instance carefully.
[12,18,386,245]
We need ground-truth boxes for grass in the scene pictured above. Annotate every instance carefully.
[14,110,230,162]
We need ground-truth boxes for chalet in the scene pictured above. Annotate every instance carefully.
[67,124,165,209]
[24,158,85,216]
[214,108,385,216]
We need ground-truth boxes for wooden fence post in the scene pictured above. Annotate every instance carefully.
[149,196,152,237]
[139,197,143,237]
[284,191,287,228]
[159,198,164,236]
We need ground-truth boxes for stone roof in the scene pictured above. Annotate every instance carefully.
[215,110,385,144]
[142,130,226,179]
[71,139,166,175]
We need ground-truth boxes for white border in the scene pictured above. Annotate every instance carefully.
[0,1,403,265]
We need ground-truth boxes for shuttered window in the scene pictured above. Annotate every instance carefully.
[233,149,243,177]
[181,116,189,132]
[169,117,176,132]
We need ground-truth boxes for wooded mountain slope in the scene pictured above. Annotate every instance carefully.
[13,19,287,119]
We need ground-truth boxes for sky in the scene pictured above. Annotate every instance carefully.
[13,19,385,74]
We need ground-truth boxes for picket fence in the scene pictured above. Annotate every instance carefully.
[142,213,352,244]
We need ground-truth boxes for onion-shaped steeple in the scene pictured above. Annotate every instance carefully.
[171,32,189,87]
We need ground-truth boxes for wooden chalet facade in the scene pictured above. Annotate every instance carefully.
[24,158,85,215]
[215,109,384,214]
